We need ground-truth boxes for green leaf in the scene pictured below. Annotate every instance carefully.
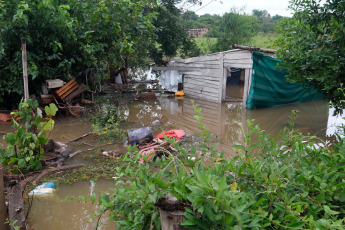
[6,133,16,146]
[18,159,26,168]
[323,205,339,215]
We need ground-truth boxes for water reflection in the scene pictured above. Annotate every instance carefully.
[28,180,115,230]
[122,97,338,159]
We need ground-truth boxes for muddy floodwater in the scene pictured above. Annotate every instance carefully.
[0,96,343,229]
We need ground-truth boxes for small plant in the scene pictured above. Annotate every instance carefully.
[0,99,57,173]
[90,104,125,140]
[85,105,345,229]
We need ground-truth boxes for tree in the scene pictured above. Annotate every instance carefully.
[0,0,157,109]
[277,0,345,112]
[211,9,259,52]
[149,0,200,64]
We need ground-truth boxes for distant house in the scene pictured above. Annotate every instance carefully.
[188,28,209,38]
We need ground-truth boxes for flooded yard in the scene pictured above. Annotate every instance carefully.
[0,95,343,229]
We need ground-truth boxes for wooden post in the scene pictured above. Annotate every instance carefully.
[157,194,186,230]
[218,53,224,103]
[242,68,250,108]
[22,39,29,131]
[8,183,26,230]
[22,39,29,103]
[0,167,8,230]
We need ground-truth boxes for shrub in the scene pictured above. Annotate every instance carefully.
[85,106,345,229]
[0,99,57,173]
[90,104,125,141]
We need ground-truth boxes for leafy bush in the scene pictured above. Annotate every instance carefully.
[90,104,125,141]
[85,106,345,229]
[0,99,57,173]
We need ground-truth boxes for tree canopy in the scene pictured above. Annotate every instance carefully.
[0,0,200,109]
[277,0,345,111]
[210,10,260,52]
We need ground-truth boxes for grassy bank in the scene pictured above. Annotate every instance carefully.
[194,33,279,54]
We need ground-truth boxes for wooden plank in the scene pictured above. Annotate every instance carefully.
[185,54,220,63]
[184,63,219,68]
[182,71,221,78]
[185,93,218,102]
[56,79,76,94]
[224,63,253,69]
[224,51,252,60]
[64,84,87,102]
[60,83,79,99]
[56,81,77,97]
[188,60,220,65]
[218,53,224,103]
[184,83,219,94]
[242,68,250,108]
[184,86,219,100]
[222,64,227,102]
[184,87,218,98]
[184,74,220,82]
[22,39,29,103]
[224,59,253,64]
[248,68,253,96]
[184,78,220,88]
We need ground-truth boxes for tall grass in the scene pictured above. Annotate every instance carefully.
[194,33,279,54]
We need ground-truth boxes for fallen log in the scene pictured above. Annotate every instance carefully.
[232,44,277,54]
[33,163,84,185]
[66,132,92,144]
[0,167,8,230]
[68,150,82,158]
[8,182,27,230]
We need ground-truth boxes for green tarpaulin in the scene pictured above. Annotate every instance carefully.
[246,52,323,109]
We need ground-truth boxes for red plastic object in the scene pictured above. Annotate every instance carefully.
[138,146,156,164]
[155,130,184,140]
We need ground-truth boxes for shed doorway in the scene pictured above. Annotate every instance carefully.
[225,68,244,101]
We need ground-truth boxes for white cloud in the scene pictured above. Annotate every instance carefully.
[181,0,293,17]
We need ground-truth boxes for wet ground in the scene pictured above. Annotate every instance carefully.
[0,95,343,229]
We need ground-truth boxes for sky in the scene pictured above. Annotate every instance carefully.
[180,0,293,17]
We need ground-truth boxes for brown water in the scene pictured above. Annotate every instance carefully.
[0,96,343,229]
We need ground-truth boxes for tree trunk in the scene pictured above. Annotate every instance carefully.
[8,183,26,230]
[160,209,186,230]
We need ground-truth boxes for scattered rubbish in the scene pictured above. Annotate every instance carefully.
[136,91,157,100]
[175,90,184,97]
[148,120,162,127]
[0,113,11,122]
[155,130,185,141]
[128,127,153,145]
[138,138,179,164]
[102,150,118,157]
[28,182,56,196]
[40,94,54,105]
[54,142,71,157]
[188,156,196,161]
[46,79,65,89]
[39,78,95,117]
